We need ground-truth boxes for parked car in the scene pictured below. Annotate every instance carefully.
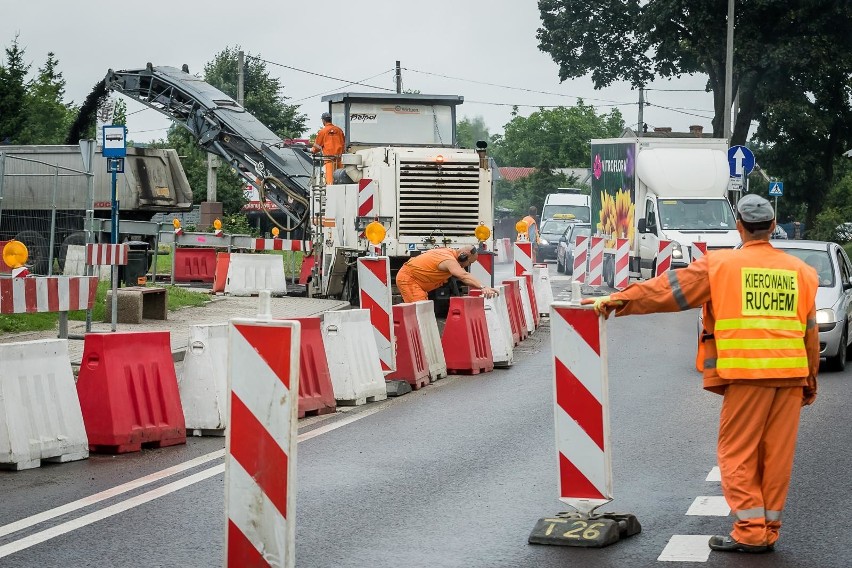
[556,223,592,274]
[698,239,852,371]
[535,216,579,261]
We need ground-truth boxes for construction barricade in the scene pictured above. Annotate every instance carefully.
[509,276,536,335]
[213,252,230,293]
[442,296,494,375]
[588,236,605,287]
[357,256,395,373]
[495,238,512,264]
[471,251,495,287]
[0,339,89,470]
[655,240,673,277]
[291,317,336,418]
[225,253,287,296]
[174,247,217,283]
[415,300,448,381]
[528,303,640,548]
[179,324,228,436]
[299,255,315,285]
[690,241,707,263]
[531,264,554,318]
[572,235,589,283]
[322,310,388,405]
[471,287,513,368]
[226,318,299,568]
[0,275,98,314]
[514,240,533,277]
[614,238,630,290]
[76,331,186,453]
[385,303,430,389]
[523,273,540,328]
[502,278,528,343]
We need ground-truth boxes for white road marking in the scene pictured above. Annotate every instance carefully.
[686,496,731,516]
[296,403,389,442]
[657,535,713,562]
[706,466,721,482]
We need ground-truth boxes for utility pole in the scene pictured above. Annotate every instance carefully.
[237,50,245,106]
[723,0,735,142]
[638,87,644,137]
[395,61,402,94]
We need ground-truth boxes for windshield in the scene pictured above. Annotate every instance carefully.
[780,248,835,287]
[540,219,575,236]
[567,225,592,240]
[542,205,591,223]
[658,199,735,230]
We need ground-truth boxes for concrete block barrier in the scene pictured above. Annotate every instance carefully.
[322,310,388,405]
[225,253,287,296]
[414,301,447,382]
[179,324,229,435]
[0,340,89,470]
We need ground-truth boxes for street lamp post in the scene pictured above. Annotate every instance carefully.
[723,0,735,142]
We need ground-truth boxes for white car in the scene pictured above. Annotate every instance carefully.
[555,223,592,274]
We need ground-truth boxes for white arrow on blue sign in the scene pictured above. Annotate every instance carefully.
[728,145,755,177]
[768,182,784,197]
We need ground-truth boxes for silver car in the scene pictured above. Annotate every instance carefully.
[556,223,592,274]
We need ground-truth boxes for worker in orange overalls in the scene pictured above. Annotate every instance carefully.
[396,246,499,303]
[522,206,540,261]
[310,112,345,184]
[584,194,819,554]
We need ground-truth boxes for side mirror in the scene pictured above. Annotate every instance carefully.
[638,218,647,234]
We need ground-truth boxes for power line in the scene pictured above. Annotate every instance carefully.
[289,69,396,103]
[248,56,396,92]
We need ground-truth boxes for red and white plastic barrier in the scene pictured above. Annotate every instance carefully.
[471,252,494,287]
[514,241,533,277]
[226,318,300,568]
[572,235,589,283]
[253,239,312,252]
[655,240,673,277]
[85,243,129,266]
[0,276,98,314]
[587,237,605,287]
[690,241,707,263]
[614,238,630,290]
[550,304,613,513]
[495,238,512,264]
[357,256,395,373]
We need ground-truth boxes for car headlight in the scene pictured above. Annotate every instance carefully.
[539,239,549,245]
[816,308,836,324]
[672,241,683,259]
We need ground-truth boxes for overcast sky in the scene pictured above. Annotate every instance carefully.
[2,1,722,145]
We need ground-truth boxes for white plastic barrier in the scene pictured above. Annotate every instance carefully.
[484,285,514,368]
[322,310,389,405]
[495,238,512,264]
[178,324,228,435]
[225,253,287,296]
[511,276,536,334]
[532,265,554,317]
[63,245,110,281]
[0,339,88,470]
[415,300,448,381]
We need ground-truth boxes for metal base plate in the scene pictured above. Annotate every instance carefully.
[528,512,641,548]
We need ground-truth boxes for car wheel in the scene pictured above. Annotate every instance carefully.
[827,322,847,372]
[556,256,565,273]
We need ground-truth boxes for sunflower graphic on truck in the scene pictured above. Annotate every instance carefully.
[591,142,635,248]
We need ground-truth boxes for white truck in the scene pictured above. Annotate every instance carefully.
[590,136,740,281]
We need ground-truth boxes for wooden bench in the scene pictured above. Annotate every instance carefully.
[104,286,168,324]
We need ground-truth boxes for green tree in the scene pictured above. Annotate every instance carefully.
[0,35,30,143]
[112,98,127,126]
[457,116,493,149]
[19,52,76,144]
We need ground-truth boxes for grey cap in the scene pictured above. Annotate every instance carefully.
[320,112,331,121]
[737,193,775,223]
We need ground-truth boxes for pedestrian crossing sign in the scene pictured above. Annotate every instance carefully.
[769,182,784,197]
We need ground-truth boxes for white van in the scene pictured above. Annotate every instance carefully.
[541,190,591,224]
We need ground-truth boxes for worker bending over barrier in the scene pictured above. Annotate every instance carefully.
[396,246,498,303]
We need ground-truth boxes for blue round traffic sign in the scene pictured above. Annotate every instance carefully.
[728,145,755,177]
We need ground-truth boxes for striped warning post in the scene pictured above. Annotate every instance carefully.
[655,240,673,277]
[0,276,98,314]
[587,236,605,287]
[226,318,300,568]
[551,303,613,513]
[471,252,494,287]
[690,241,707,263]
[358,178,376,218]
[253,239,312,252]
[514,241,533,277]
[85,243,129,266]
[572,235,589,284]
[357,256,395,373]
[614,238,630,290]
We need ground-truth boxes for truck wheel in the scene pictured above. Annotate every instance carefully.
[59,232,87,273]
[13,230,50,274]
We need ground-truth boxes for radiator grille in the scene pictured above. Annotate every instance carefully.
[397,160,482,237]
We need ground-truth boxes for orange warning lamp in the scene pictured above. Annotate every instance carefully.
[365,221,386,245]
[2,240,28,269]
[271,227,280,238]
[515,220,529,234]
[213,219,222,231]
[173,218,181,229]
[474,223,491,242]
[435,154,444,164]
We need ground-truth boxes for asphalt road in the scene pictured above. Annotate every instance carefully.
[1,264,850,567]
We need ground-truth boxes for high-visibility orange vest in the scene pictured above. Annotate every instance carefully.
[522,215,539,243]
[399,248,460,293]
[707,242,817,379]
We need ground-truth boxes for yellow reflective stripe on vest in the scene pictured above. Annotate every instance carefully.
[716,357,809,370]
[716,338,805,351]
[715,318,806,332]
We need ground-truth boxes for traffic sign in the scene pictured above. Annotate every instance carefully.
[729,175,743,192]
[728,145,755,178]
[102,125,127,158]
[769,181,784,197]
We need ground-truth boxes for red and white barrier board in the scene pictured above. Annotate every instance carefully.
[614,238,630,290]
[86,243,129,266]
[587,236,605,287]
[572,235,588,284]
[471,252,494,287]
[655,240,673,277]
[357,256,395,373]
[226,319,300,568]
[690,241,707,263]
[358,178,376,218]
[0,276,98,314]
[514,241,533,277]
[253,239,312,252]
[551,304,613,513]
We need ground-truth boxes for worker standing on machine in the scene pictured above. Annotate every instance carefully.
[311,112,345,184]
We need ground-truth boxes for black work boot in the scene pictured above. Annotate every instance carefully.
[708,535,771,553]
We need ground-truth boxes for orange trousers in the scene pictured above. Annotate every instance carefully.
[718,384,803,546]
[395,269,429,303]
[324,158,342,184]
